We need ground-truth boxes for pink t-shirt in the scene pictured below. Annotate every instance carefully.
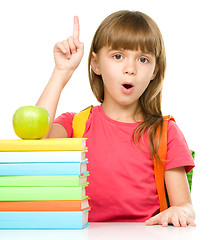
[54,105,195,222]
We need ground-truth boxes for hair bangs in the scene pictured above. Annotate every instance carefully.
[96,11,160,56]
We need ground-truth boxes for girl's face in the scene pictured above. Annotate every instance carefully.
[91,47,158,108]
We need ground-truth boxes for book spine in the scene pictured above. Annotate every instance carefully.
[0,186,88,201]
[0,200,91,211]
[0,150,88,163]
[0,174,89,187]
[0,210,90,229]
[0,138,87,151]
[0,162,88,176]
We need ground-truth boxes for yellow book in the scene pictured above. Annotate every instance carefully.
[0,138,87,151]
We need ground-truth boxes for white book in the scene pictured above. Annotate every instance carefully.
[0,150,87,163]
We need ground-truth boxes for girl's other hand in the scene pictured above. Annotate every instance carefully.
[145,205,196,227]
[53,16,84,74]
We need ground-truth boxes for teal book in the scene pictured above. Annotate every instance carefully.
[0,161,88,176]
[0,209,90,229]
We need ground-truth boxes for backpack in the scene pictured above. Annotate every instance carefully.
[72,106,194,212]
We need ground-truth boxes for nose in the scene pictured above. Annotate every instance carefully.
[123,59,136,75]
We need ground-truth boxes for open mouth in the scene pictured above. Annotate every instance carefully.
[123,84,133,89]
[121,82,134,93]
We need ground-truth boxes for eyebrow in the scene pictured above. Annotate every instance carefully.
[107,48,153,56]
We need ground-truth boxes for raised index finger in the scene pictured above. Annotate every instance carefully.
[73,16,80,41]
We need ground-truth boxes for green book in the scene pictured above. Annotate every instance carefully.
[0,183,88,201]
[0,174,89,187]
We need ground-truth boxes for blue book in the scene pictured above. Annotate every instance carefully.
[0,150,87,163]
[0,209,90,229]
[0,161,89,176]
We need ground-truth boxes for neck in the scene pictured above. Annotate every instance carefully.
[101,101,143,123]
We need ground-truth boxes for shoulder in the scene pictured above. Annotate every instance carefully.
[167,119,185,141]
[81,105,101,123]
[53,105,100,138]
[54,112,76,138]
[165,119,195,173]
[54,112,76,125]
[166,119,190,148]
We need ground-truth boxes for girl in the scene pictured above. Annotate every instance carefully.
[36,10,195,227]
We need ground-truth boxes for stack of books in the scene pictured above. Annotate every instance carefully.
[0,138,90,229]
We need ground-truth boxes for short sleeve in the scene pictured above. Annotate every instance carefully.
[54,112,76,138]
[165,120,195,173]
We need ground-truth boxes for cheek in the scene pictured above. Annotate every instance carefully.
[137,81,150,96]
[100,64,118,83]
[142,65,156,81]
[99,62,110,79]
[136,72,153,93]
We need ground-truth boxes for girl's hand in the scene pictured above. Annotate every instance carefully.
[53,16,84,74]
[145,205,196,227]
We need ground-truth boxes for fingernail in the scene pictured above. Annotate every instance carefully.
[163,222,168,227]
[182,221,187,227]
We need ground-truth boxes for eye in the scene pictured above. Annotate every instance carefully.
[138,57,149,63]
[113,54,123,60]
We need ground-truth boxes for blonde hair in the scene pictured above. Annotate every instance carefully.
[88,10,166,161]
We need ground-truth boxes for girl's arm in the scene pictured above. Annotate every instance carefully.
[36,16,84,138]
[36,68,73,138]
[145,167,196,227]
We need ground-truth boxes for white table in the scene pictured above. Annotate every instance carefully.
[0,222,206,240]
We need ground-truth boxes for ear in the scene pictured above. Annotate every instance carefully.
[151,64,159,81]
[90,52,101,75]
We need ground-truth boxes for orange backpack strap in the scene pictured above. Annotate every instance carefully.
[153,115,175,212]
[72,106,93,138]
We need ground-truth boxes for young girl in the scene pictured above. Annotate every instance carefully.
[36,10,195,227]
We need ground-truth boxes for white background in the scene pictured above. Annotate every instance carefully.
[0,0,210,226]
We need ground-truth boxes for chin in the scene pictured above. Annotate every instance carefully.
[117,99,139,107]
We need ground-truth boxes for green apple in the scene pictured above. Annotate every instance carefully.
[13,106,50,139]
